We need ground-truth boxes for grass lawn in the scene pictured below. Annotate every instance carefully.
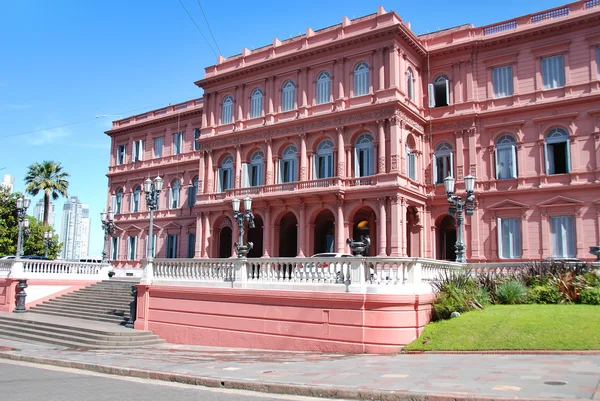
[404,304,600,351]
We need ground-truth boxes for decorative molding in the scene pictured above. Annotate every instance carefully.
[390,155,399,171]
[431,119,475,133]
[337,162,345,177]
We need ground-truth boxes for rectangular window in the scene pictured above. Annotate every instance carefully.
[173,132,183,155]
[433,153,453,185]
[187,234,196,258]
[132,139,144,162]
[545,141,570,175]
[154,137,163,158]
[550,215,575,258]
[428,80,450,108]
[541,55,565,89]
[170,186,179,209]
[193,128,201,151]
[492,65,513,98]
[116,145,126,165]
[281,159,296,183]
[498,218,522,259]
[187,185,197,208]
[495,146,517,179]
[166,234,178,258]
[128,236,137,260]
[110,237,119,260]
[407,153,417,181]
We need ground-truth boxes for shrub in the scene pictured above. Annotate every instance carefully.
[550,271,589,303]
[526,285,561,304]
[580,288,600,305]
[473,287,491,306]
[431,270,483,321]
[521,261,594,288]
[496,280,527,304]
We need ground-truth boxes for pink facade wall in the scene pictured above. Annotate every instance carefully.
[135,284,434,353]
[106,1,600,268]
[0,278,97,312]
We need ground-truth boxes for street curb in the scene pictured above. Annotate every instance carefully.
[402,350,600,355]
[0,351,580,401]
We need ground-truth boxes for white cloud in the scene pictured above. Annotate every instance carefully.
[28,127,70,146]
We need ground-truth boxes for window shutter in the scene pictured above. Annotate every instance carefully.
[241,163,250,188]
[139,140,144,161]
[432,155,438,184]
[216,168,223,192]
[497,217,503,259]
[494,147,500,180]
[514,219,522,258]
[111,196,117,213]
[566,216,575,257]
[544,142,552,175]
[565,140,571,174]
[449,152,454,178]
[292,159,298,182]
[444,79,450,106]
[278,159,283,183]
[312,156,318,180]
[428,84,435,108]
[257,163,264,186]
[354,147,360,178]
[511,145,517,178]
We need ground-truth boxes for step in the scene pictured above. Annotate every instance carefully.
[56,294,134,303]
[0,330,163,349]
[44,298,132,309]
[0,323,162,346]
[28,309,129,324]
[69,288,134,295]
[0,315,149,336]
[30,304,129,317]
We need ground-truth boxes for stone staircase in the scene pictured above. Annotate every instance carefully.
[0,279,165,349]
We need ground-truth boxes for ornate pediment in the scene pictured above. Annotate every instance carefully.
[488,199,529,211]
[162,221,183,230]
[123,224,144,232]
[537,195,583,209]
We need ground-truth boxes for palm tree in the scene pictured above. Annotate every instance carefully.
[24,161,70,226]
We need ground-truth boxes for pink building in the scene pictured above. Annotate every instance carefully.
[106,0,600,268]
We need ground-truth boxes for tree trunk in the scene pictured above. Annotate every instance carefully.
[43,193,50,226]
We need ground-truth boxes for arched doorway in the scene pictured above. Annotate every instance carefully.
[217,217,233,258]
[351,206,377,256]
[437,215,456,261]
[279,212,297,257]
[313,210,335,255]
[247,215,264,258]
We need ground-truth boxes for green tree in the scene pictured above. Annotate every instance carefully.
[24,161,70,226]
[0,186,18,256]
[22,216,62,258]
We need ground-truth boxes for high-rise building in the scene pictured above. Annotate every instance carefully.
[1,174,15,193]
[33,199,55,227]
[59,196,91,260]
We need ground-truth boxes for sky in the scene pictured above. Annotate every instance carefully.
[0,0,570,257]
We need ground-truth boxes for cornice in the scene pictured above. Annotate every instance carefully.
[105,108,203,137]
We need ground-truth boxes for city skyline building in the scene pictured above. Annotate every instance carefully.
[1,174,15,193]
[33,198,56,227]
[59,196,91,260]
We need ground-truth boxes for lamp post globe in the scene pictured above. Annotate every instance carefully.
[445,176,477,263]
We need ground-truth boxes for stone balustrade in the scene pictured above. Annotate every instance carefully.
[2,259,113,280]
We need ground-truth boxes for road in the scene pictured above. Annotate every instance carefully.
[0,359,339,401]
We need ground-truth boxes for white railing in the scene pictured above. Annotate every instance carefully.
[5,259,113,280]
[0,260,14,277]
[144,257,466,294]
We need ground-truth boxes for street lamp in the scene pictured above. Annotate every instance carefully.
[232,196,255,258]
[101,209,117,263]
[144,175,163,260]
[15,196,31,259]
[444,175,476,263]
[44,230,53,258]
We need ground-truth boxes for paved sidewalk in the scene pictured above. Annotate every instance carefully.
[0,337,599,401]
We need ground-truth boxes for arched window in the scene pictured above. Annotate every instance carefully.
[495,134,517,179]
[316,71,331,105]
[217,155,234,192]
[428,74,450,108]
[545,127,570,175]
[354,62,370,97]
[221,95,233,124]
[131,185,141,213]
[250,151,264,187]
[407,68,415,102]
[433,142,454,185]
[114,188,123,214]
[282,80,295,112]
[187,176,198,208]
[169,179,180,209]
[406,143,417,181]
[279,145,297,183]
[315,140,334,179]
[250,88,263,119]
[354,133,374,177]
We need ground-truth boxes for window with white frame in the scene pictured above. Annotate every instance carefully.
[187,177,198,208]
[541,55,565,90]
[316,71,331,105]
[170,179,180,209]
[550,215,575,258]
[250,88,263,118]
[116,144,126,165]
[113,188,123,214]
[495,134,517,179]
[279,145,297,183]
[354,134,374,177]
[407,68,415,101]
[110,237,119,260]
[282,80,295,112]
[154,137,163,158]
[221,95,233,124]
[353,62,370,97]
[132,139,144,162]
[187,233,196,258]
[315,140,335,179]
[406,143,417,181]
[433,142,454,185]
[243,150,264,187]
[492,65,513,98]
[428,74,450,108]
[166,234,178,258]
[173,132,183,155]
[544,127,570,175]
[131,185,141,213]
[217,155,234,192]
[498,218,522,259]
[127,235,137,260]
[193,128,201,151]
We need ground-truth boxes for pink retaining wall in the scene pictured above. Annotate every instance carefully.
[135,285,435,353]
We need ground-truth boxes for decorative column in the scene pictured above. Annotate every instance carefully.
[300,133,307,181]
[298,202,306,257]
[263,206,271,257]
[335,195,345,253]
[195,213,203,258]
[335,57,345,110]
[419,205,425,257]
[336,127,345,178]
[206,151,214,194]
[575,209,584,258]
[202,212,210,258]
[198,151,205,194]
[378,47,385,92]
[345,146,352,177]
[265,139,273,185]
[388,45,399,89]
[235,145,242,188]
[400,198,408,257]
[389,194,402,256]
[455,130,465,180]
[377,120,386,174]
[389,115,401,172]
[300,67,308,116]
[539,211,548,259]
[378,197,387,256]
[266,76,275,124]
